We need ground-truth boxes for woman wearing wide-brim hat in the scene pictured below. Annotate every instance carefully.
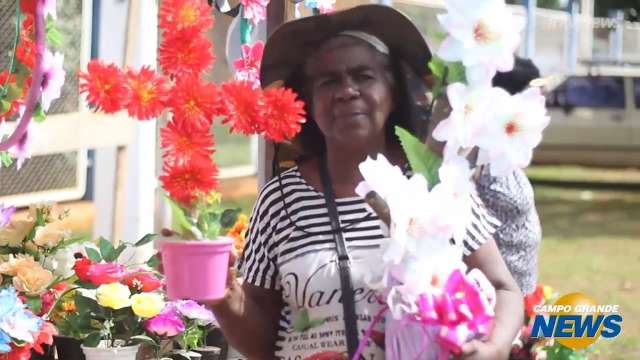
[208,5,523,359]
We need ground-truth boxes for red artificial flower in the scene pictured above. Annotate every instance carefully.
[31,322,57,355]
[220,80,264,136]
[161,117,215,164]
[125,66,169,120]
[160,158,219,206]
[159,32,214,78]
[169,75,222,129]
[73,257,93,282]
[79,60,131,113]
[261,87,306,142]
[523,285,545,319]
[19,0,36,15]
[159,0,214,35]
[7,343,33,360]
[123,271,163,292]
[16,15,36,69]
[86,262,127,285]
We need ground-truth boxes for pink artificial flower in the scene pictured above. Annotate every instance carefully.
[240,0,270,26]
[145,307,185,337]
[86,262,127,285]
[233,41,264,89]
[8,121,32,171]
[40,50,66,112]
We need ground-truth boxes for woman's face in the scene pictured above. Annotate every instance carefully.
[303,36,395,149]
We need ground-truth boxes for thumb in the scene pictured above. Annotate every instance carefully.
[460,340,480,356]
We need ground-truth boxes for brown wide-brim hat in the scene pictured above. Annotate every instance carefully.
[260,4,432,88]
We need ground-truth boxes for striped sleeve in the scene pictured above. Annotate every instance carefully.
[461,188,502,256]
[237,180,283,290]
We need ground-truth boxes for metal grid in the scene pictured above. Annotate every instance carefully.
[0,152,79,196]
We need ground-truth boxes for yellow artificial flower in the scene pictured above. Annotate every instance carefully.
[13,265,54,295]
[0,219,35,247]
[0,254,40,276]
[96,283,132,310]
[130,293,165,318]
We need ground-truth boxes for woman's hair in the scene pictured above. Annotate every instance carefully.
[283,43,431,159]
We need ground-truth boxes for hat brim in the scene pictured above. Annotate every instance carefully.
[260,4,432,88]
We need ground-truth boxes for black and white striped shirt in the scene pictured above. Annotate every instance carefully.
[239,166,500,359]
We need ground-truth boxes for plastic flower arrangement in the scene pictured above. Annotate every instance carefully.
[0,0,65,169]
[52,235,164,348]
[0,203,90,317]
[78,0,305,241]
[0,286,57,360]
[351,0,550,358]
[136,299,217,359]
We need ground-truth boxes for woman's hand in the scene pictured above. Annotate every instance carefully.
[456,339,509,360]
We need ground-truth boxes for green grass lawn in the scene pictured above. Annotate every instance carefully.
[535,185,640,359]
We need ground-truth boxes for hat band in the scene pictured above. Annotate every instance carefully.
[338,30,389,55]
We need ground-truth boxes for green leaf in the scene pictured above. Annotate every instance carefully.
[146,254,160,269]
[83,331,103,347]
[0,152,13,168]
[98,237,115,261]
[5,84,22,101]
[135,233,156,247]
[75,294,100,314]
[0,246,19,255]
[220,208,240,229]
[165,195,201,238]
[33,102,46,123]
[447,62,466,84]
[25,297,42,313]
[428,57,447,82]
[395,126,442,188]
[46,16,63,47]
[75,280,98,290]
[111,244,127,262]
[85,246,102,262]
[0,99,11,114]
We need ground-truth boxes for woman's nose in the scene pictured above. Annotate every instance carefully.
[335,77,360,100]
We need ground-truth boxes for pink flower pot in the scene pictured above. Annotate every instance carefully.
[159,237,234,301]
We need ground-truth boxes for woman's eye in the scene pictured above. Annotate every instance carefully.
[356,73,375,81]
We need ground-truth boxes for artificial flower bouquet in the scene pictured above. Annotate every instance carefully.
[0,286,57,360]
[77,0,304,300]
[135,299,218,359]
[41,234,163,359]
[0,203,90,318]
[352,0,551,358]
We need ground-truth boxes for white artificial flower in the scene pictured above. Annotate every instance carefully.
[475,87,550,176]
[437,0,525,82]
[432,83,508,152]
